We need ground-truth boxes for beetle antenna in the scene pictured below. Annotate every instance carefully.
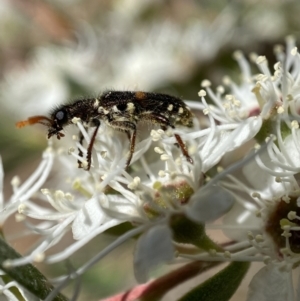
[16,115,52,128]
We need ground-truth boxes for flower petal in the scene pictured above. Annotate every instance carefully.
[222,201,260,241]
[242,149,293,199]
[247,265,289,301]
[283,133,300,168]
[186,186,235,223]
[202,116,262,171]
[134,224,174,283]
[72,195,107,240]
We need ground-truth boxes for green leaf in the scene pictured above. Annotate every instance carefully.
[178,261,250,301]
[0,237,68,301]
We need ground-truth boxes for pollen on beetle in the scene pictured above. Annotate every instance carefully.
[127,102,135,112]
[93,98,100,108]
[72,117,81,124]
[168,104,173,111]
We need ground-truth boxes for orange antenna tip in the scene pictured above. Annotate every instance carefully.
[16,115,51,129]
[16,120,30,128]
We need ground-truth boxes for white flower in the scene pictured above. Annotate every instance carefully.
[2,93,247,285]
[202,37,300,300]
[3,2,300,300]
[248,265,291,301]
[0,149,54,226]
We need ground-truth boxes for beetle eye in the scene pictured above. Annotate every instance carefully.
[56,110,65,120]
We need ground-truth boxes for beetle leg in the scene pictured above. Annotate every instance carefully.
[108,121,136,169]
[85,119,101,170]
[143,113,193,164]
[77,130,85,168]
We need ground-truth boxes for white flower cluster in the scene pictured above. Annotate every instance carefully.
[1,37,300,300]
